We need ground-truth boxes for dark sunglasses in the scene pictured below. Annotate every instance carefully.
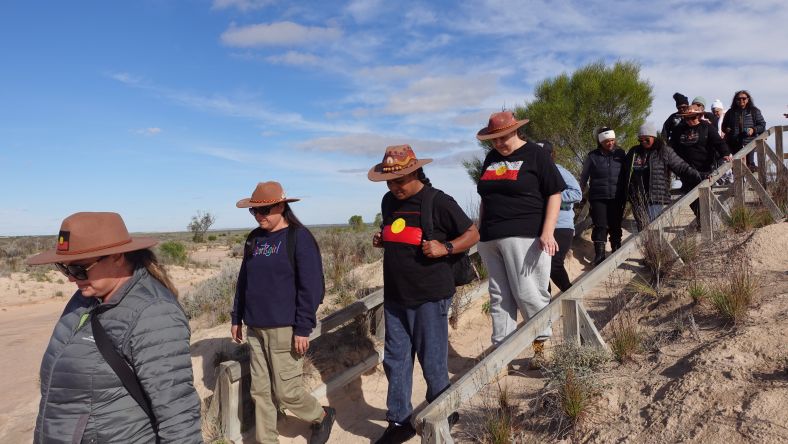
[55,256,106,280]
[248,204,278,216]
[736,96,749,101]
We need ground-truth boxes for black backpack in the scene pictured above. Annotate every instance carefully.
[382,187,477,286]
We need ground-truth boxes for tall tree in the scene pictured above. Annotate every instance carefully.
[464,60,653,181]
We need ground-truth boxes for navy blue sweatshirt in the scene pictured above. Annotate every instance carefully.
[231,226,325,337]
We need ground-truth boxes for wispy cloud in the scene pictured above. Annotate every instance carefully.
[384,74,499,114]
[297,133,467,156]
[345,0,386,23]
[221,21,342,47]
[211,0,274,12]
[194,146,256,163]
[133,127,162,136]
[109,72,142,85]
[265,50,322,66]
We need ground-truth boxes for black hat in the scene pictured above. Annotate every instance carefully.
[673,92,689,107]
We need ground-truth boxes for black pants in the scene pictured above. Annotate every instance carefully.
[550,228,574,292]
[681,175,703,219]
[590,199,624,244]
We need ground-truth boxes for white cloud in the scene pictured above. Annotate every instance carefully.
[346,0,385,23]
[109,72,142,85]
[265,51,322,66]
[384,74,499,114]
[133,127,162,136]
[220,21,342,47]
[195,146,256,163]
[297,133,467,156]
[211,0,274,12]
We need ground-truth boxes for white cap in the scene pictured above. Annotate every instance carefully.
[711,99,724,110]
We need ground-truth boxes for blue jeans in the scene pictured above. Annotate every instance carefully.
[383,297,451,424]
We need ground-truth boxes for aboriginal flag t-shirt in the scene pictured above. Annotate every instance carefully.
[477,142,566,241]
[381,186,473,306]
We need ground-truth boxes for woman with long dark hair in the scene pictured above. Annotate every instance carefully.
[27,212,202,443]
[722,90,766,170]
[231,181,335,444]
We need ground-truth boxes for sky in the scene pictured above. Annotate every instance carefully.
[1,0,787,235]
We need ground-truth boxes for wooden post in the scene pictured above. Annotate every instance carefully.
[421,418,454,444]
[370,304,385,341]
[562,299,580,345]
[698,186,713,241]
[776,126,784,171]
[576,303,609,351]
[218,362,243,443]
[756,140,768,189]
[733,159,745,209]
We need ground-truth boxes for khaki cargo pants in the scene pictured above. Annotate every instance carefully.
[248,325,323,444]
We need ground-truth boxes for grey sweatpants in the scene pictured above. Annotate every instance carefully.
[478,236,552,346]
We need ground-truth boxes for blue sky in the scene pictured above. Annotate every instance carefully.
[2,0,787,235]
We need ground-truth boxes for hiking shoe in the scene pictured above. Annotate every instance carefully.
[529,340,546,370]
[374,421,416,444]
[447,411,460,428]
[309,406,335,444]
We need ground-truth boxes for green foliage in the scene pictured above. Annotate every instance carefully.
[207,235,217,241]
[348,215,365,231]
[727,205,773,232]
[706,267,757,324]
[463,60,653,182]
[373,212,383,228]
[158,241,188,265]
[688,281,707,303]
[182,265,237,325]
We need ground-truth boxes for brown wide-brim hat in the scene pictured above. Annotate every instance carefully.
[678,104,704,117]
[26,212,157,265]
[476,111,529,141]
[236,181,301,208]
[367,144,432,182]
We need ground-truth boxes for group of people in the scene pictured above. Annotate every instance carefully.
[581,90,765,264]
[28,91,765,443]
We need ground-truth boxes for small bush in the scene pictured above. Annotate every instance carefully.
[675,234,699,264]
[481,300,491,315]
[687,281,707,303]
[207,235,217,242]
[638,229,677,291]
[182,265,237,326]
[626,276,657,298]
[481,383,516,444]
[727,206,772,233]
[706,267,757,324]
[768,173,788,213]
[158,241,188,266]
[609,311,643,363]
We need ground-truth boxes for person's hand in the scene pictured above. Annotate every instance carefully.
[231,324,243,344]
[293,335,309,355]
[421,240,448,258]
[746,128,754,136]
[723,155,733,162]
[372,231,383,248]
[539,233,559,256]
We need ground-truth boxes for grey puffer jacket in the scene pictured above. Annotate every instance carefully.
[35,267,202,444]
[623,140,702,205]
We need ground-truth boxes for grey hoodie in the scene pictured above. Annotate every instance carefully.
[35,267,202,443]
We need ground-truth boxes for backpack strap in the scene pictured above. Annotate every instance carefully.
[91,308,160,443]
[419,186,440,241]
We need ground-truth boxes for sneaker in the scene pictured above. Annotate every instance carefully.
[529,340,546,370]
[374,421,416,444]
[309,406,335,444]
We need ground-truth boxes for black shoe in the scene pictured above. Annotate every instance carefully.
[447,411,460,428]
[593,242,606,266]
[374,421,416,444]
[310,406,336,444]
[610,240,621,252]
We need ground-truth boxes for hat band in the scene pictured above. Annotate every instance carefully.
[382,159,417,173]
[250,197,284,204]
[486,120,520,134]
[55,238,133,256]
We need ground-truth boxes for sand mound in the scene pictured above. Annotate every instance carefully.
[745,221,788,272]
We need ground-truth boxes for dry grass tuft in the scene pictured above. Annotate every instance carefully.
[482,383,516,444]
[638,229,677,292]
[727,205,773,233]
[705,267,758,324]
[609,309,643,363]
[674,234,700,264]
[687,281,707,303]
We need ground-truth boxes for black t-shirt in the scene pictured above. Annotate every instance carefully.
[477,142,566,241]
[381,186,473,306]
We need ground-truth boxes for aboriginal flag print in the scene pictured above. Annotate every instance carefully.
[382,217,422,246]
[480,160,523,181]
[57,231,70,251]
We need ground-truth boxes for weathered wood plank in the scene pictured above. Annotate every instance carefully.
[742,166,784,220]
[577,302,609,352]
[733,159,745,209]
[421,418,454,444]
[310,348,383,400]
[763,140,787,176]
[562,299,580,345]
[698,186,713,241]
[756,140,768,189]
[218,362,243,442]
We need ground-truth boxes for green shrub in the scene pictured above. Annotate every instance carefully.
[609,312,643,363]
[158,241,188,265]
[208,235,217,242]
[727,206,772,233]
[706,267,757,324]
[181,265,237,326]
[687,281,707,303]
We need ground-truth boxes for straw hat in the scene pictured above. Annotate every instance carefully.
[367,144,432,182]
[476,111,529,141]
[678,104,704,117]
[236,181,300,208]
[26,212,157,265]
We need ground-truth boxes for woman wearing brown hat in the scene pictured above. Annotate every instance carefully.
[27,212,201,443]
[475,111,566,363]
[368,145,479,443]
[231,181,335,444]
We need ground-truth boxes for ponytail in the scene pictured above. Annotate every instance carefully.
[416,168,432,187]
[124,249,179,298]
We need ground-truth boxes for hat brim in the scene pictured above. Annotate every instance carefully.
[678,110,703,117]
[26,237,159,265]
[367,159,432,182]
[476,119,529,141]
[236,198,300,208]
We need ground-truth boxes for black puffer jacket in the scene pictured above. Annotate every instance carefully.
[580,147,627,201]
[721,106,766,151]
[623,139,702,205]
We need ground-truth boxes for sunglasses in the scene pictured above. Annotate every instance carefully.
[248,204,278,216]
[736,96,749,101]
[55,256,106,280]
